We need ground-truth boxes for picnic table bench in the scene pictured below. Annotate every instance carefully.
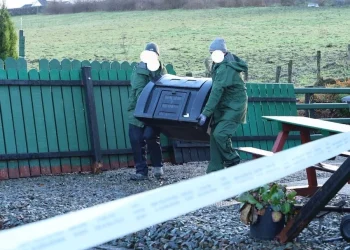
[236,116,350,196]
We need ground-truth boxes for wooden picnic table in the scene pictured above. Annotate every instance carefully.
[262,116,350,196]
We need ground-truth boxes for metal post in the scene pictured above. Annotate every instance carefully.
[82,66,102,174]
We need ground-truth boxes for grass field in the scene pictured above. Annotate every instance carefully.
[11,6,350,85]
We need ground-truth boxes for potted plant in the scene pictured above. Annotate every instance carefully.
[237,182,297,240]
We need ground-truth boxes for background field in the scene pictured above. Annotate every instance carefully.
[11,6,350,85]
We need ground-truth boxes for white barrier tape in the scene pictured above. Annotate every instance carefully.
[0,132,349,250]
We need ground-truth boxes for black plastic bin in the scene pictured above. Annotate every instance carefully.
[134,74,212,142]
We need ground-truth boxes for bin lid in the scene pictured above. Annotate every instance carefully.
[155,74,211,89]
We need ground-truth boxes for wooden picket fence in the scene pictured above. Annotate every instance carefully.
[0,57,176,180]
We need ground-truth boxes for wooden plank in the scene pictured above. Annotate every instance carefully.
[279,84,293,149]
[100,69,116,170]
[262,116,350,133]
[92,69,110,169]
[8,69,30,178]
[260,84,275,151]
[117,69,133,166]
[50,69,71,174]
[60,70,80,173]
[121,61,131,70]
[0,82,19,178]
[109,69,128,167]
[72,60,81,70]
[17,58,27,71]
[19,69,39,177]
[101,61,110,70]
[61,59,72,71]
[29,69,49,176]
[91,61,101,71]
[236,147,274,157]
[165,64,176,75]
[265,84,279,142]
[81,60,91,67]
[0,59,4,69]
[0,84,8,179]
[39,59,49,71]
[70,69,91,172]
[4,57,17,70]
[111,61,120,70]
[251,84,268,150]
[0,69,6,79]
[40,69,60,174]
[49,59,61,70]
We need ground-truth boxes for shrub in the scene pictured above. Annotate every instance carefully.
[0,2,17,60]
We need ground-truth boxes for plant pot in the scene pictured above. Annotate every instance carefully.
[249,206,285,240]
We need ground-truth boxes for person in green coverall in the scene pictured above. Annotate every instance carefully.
[197,38,248,174]
[128,42,167,180]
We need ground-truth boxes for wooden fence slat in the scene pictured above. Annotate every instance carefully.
[165,64,176,75]
[117,69,133,166]
[4,57,17,70]
[61,70,80,173]
[0,80,19,178]
[72,60,81,70]
[100,69,117,170]
[70,69,91,172]
[19,69,39,177]
[0,84,9,179]
[0,69,7,79]
[109,70,128,167]
[49,59,61,70]
[260,84,275,151]
[39,59,49,71]
[111,61,120,70]
[40,69,59,174]
[29,69,49,176]
[272,84,289,150]
[61,59,72,71]
[121,61,131,70]
[0,59,4,70]
[91,61,101,71]
[50,69,70,173]
[17,58,27,71]
[101,61,110,70]
[81,60,91,68]
[252,84,268,150]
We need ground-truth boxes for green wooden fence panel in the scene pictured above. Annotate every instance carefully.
[40,69,60,173]
[50,69,71,172]
[0,85,7,176]
[130,62,137,69]
[17,58,27,71]
[7,68,18,80]
[70,69,91,170]
[252,84,268,150]
[165,64,176,75]
[0,69,6,79]
[29,69,50,174]
[61,59,72,71]
[72,60,81,70]
[4,57,16,70]
[60,70,80,172]
[100,69,118,169]
[111,61,120,70]
[39,59,49,71]
[0,59,4,69]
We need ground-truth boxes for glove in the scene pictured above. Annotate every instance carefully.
[197,114,207,126]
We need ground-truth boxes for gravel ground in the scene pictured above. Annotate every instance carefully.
[0,157,349,250]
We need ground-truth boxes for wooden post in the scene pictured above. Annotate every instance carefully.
[317,50,321,81]
[275,66,281,83]
[348,44,350,60]
[82,66,102,174]
[18,30,25,58]
[288,60,293,83]
[186,72,193,77]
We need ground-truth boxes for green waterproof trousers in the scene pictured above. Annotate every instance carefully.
[206,120,241,174]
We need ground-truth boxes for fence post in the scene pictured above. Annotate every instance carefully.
[288,60,293,83]
[317,51,321,81]
[18,30,25,58]
[275,66,281,83]
[348,44,350,60]
[82,66,102,174]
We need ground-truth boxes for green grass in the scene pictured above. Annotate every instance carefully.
[11,6,350,85]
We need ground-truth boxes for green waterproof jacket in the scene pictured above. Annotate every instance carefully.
[202,52,248,125]
[127,61,167,127]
